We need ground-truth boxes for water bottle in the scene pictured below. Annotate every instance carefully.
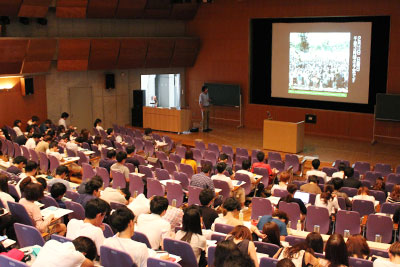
[344,230,350,238]
[296,220,302,231]
[375,234,382,243]
[239,210,244,221]
[133,190,138,198]
[287,221,292,235]
[172,199,177,207]
[313,225,320,233]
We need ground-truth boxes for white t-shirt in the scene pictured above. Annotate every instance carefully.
[271,184,287,195]
[66,141,79,152]
[13,126,23,137]
[211,173,233,190]
[66,219,105,255]
[100,187,127,204]
[96,125,104,131]
[0,191,15,211]
[32,240,85,267]
[306,169,327,183]
[103,236,154,267]
[46,149,64,161]
[136,213,172,249]
[373,258,400,267]
[25,138,36,150]
[58,118,67,128]
[332,171,345,179]
[314,194,340,215]
[353,194,376,203]
[175,230,206,263]
[127,194,150,217]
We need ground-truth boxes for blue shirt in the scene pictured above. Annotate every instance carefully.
[257,215,288,236]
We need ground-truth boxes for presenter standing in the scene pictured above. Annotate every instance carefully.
[199,85,212,132]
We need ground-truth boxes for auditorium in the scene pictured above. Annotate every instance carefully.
[0,0,399,266]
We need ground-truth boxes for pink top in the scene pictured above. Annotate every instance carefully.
[19,198,52,233]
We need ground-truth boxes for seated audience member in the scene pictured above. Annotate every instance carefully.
[14,134,27,146]
[25,133,41,150]
[277,259,295,267]
[136,196,173,249]
[306,159,327,183]
[198,188,218,229]
[223,253,256,267]
[142,128,154,143]
[107,128,123,144]
[94,118,103,131]
[78,176,103,194]
[226,225,259,267]
[35,134,52,153]
[346,234,372,260]
[110,151,129,181]
[274,240,318,267]
[0,174,15,210]
[104,207,155,267]
[39,119,53,135]
[66,138,79,153]
[212,162,246,208]
[125,145,140,169]
[300,175,322,195]
[19,183,66,235]
[190,162,215,191]
[214,240,242,267]
[163,204,184,233]
[99,150,117,174]
[236,159,257,186]
[175,205,206,264]
[50,183,67,209]
[353,186,375,203]
[17,161,39,196]
[58,112,69,129]
[318,233,349,267]
[6,155,27,175]
[306,232,323,254]
[101,187,130,205]
[251,151,275,183]
[332,162,346,179]
[181,150,197,174]
[80,129,93,146]
[272,171,290,195]
[48,165,71,191]
[262,222,282,247]
[0,174,17,239]
[373,242,400,267]
[212,197,243,230]
[76,178,103,208]
[217,153,234,177]
[372,177,386,196]
[36,177,47,192]
[13,119,24,137]
[329,178,352,208]
[27,115,40,134]
[127,193,150,218]
[315,184,340,215]
[343,167,362,189]
[46,141,63,161]
[66,198,110,255]
[387,185,400,204]
[32,236,97,267]
[278,184,307,216]
[257,210,289,239]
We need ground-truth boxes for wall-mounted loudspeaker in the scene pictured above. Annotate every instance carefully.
[105,73,115,89]
[20,77,34,96]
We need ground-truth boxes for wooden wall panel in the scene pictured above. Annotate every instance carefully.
[0,76,47,129]
[18,0,51,17]
[170,38,200,67]
[170,3,198,20]
[56,0,88,18]
[117,39,148,69]
[86,0,118,18]
[21,61,51,73]
[0,0,23,16]
[185,0,400,141]
[57,39,90,71]
[88,39,120,70]
[145,39,174,68]
[115,0,147,19]
[0,40,28,74]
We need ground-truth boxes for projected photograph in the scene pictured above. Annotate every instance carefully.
[289,32,350,97]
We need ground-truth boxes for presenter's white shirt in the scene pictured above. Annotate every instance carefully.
[32,240,85,267]
[66,219,105,255]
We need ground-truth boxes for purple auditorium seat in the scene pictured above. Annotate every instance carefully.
[221,145,234,159]
[146,178,165,198]
[147,257,180,267]
[155,168,170,181]
[82,162,96,182]
[366,214,393,243]
[236,147,249,158]
[96,167,110,188]
[187,186,202,206]
[212,179,230,201]
[353,161,371,176]
[14,223,45,248]
[131,231,151,248]
[208,143,220,155]
[279,201,300,229]
[163,238,198,267]
[374,163,392,177]
[214,223,234,234]
[65,201,85,220]
[195,140,206,157]
[305,206,330,234]
[166,182,184,207]
[175,145,186,159]
[268,151,282,162]
[260,257,279,267]
[48,154,60,174]
[139,165,154,179]
[100,246,136,267]
[129,174,144,196]
[381,202,400,214]
[335,210,361,236]
[234,173,252,195]
[352,199,375,217]
[111,170,127,189]
[173,171,189,190]
[179,163,194,179]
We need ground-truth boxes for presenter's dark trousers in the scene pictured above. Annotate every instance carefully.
[201,106,210,130]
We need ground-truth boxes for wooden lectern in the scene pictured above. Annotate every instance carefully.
[263,120,305,153]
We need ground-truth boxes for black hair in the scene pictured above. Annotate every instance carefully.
[24,183,44,201]
[32,133,42,139]
[181,205,202,243]
[201,85,208,92]
[219,153,228,161]
[222,254,255,267]
[242,159,251,170]
[50,182,67,199]
[0,174,9,193]
[223,197,241,212]
[31,116,39,122]
[85,178,103,195]
[185,150,194,160]
[199,188,214,206]
[214,240,241,267]
[126,145,135,155]
[56,165,69,176]
[75,136,84,144]
[325,233,349,266]
[106,128,113,135]
[144,128,152,135]
[276,259,295,267]
[256,151,265,162]
[44,119,52,125]
[109,206,135,233]
[49,141,58,149]
[14,156,27,165]
[216,162,227,174]
[201,162,212,174]
[72,236,97,261]
[25,161,38,172]
[311,159,320,170]
[61,112,69,119]
[84,198,110,219]
[107,150,116,159]
[344,167,354,178]
[338,162,346,172]
[150,196,169,215]
[330,178,344,191]
[36,177,47,190]
[13,120,21,127]
[306,232,324,254]
[308,175,319,184]
[121,187,131,200]
[93,118,102,127]
[116,151,127,163]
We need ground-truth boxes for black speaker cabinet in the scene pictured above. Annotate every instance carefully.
[133,90,145,108]
[105,73,115,89]
[132,107,143,127]
[20,77,34,96]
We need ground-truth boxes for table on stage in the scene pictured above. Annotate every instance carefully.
[143,106,191,133]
